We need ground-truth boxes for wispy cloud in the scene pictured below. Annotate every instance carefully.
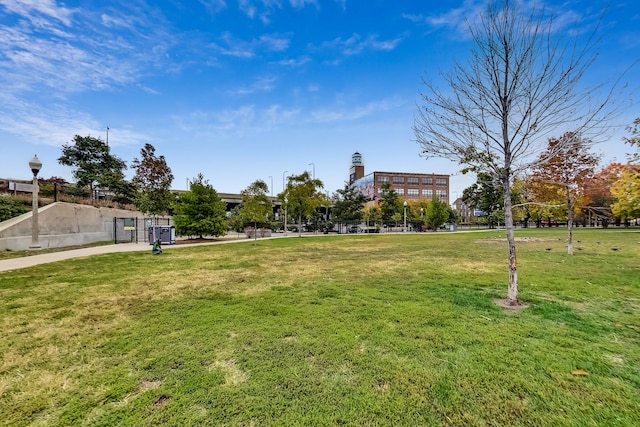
[0,93,149,148]
[0,0,75,26]
[0,2,173,95]
[0,1,171,148]
[198,0,227,15]
[405,0,605,40]
[227,76,278,95]
[274,56,311,66]
[402,0,484,38]
[319,33,403,57]
[210,32,291,58]
[289,0,318,9]
[172,104,301,136]
[310,97,404,123]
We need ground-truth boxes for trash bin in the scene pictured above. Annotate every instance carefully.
[148,226,176,244]
[449,224,457,232]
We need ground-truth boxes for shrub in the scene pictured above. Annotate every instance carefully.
[0,194,30,222]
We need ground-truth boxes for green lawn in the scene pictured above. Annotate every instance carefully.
[1,229,639,426]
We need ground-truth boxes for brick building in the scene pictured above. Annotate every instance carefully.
[349,152,450,205]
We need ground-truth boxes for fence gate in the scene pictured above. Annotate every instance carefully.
[114,217,172,244]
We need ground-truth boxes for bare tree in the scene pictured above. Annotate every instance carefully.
[414,0,625,306]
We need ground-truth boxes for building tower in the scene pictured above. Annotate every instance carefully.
[349,152,365,184]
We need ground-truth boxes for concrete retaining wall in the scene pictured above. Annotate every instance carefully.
[0,202,155,251]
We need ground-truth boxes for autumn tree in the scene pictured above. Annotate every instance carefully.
[58,135,127,199]
[173,174,227,238]
[530,132,599,254]
[582,162,627,227]
[413,0,622,305]
[611,165,640,222]
[131,143,174,216]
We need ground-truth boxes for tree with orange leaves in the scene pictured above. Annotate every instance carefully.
[582,162,627,227]
[530,132,600,254]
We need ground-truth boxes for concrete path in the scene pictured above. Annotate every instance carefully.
[0,237,252,273]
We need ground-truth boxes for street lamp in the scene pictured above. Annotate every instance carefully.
[282,170,288,193]
[309,162,315,179]
[29,155,42,250]
[403,200,408,232]
[268,175,273,197]
[284,196,288,236]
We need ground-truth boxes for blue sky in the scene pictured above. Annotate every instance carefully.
[1,0,638,201]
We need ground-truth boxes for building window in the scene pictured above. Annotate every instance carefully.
[396,188,404,195]
[422,189,433,197]
[377,175,389,183]
[393,176,405,185]
[407,189,419,197]
[407,177,419,186]
[422,177,433,186]
[436,190,447,198]
[436,178,447,186]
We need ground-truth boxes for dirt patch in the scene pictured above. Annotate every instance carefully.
[174,237,224,245]
[494,298,529,311]
[478,237,559,243]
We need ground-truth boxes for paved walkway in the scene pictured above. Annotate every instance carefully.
[0,237,253,273]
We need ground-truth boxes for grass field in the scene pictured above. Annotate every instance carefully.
[1,228,639,426]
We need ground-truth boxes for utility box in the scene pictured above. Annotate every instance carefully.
[148,226,176,245]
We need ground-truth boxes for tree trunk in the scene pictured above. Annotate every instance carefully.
[503,176,519,305]
[298,213,302,237]
[567,192,574,255]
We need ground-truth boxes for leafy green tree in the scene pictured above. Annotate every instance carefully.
[173,174,227,238]
[279,171,324,237]
[462,172,503,224]
[378,182,402,224]
[227,205,245,233]
[425,195,449,231]
[131,143,174,215]
[240,180,272,239]
[58,135,127,199]
[364,206,382,228]
[332,182,366,222]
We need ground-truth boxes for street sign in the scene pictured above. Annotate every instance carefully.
[9,182,34,193]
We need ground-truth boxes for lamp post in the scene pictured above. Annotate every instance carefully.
[268,175,273,197]
[309,163,315,179]
[403,200,408,232]
[29,155,42,250]
[282,170,288,193]
[284,196,288,236]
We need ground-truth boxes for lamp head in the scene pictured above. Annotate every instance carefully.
[29,155,42,177]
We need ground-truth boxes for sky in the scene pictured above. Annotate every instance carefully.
[1,0,639,202]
